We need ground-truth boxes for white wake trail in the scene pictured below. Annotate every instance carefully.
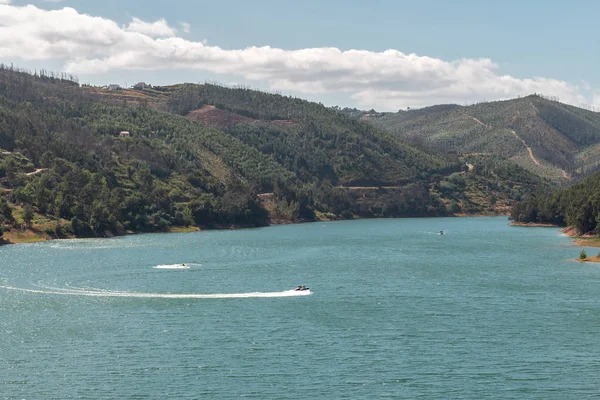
[153,263,202,269]
[0,285,311,299]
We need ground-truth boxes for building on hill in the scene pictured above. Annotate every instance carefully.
[133,82,150,90]
[108,84,122,90]
[119,131,130,137]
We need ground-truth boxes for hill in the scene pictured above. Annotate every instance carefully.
[367,95,600,180]
[0,66,548,242]
[510,169,600,235]
[165,83,461,185]
[153,83,547,216]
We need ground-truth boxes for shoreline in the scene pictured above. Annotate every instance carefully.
[509,221,562,228]
[0,225,200,246]
[577,256,600,263]
[560,226,600,249]
[507,222,600,262]
[0,213,508,246]
[572,237,600,248]
[558,226,600,263]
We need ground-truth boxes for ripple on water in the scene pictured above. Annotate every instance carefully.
[0,217,599,399]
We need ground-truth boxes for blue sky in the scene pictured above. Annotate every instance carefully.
[2,0,599,110]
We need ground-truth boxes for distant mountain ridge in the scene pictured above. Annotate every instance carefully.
[364,95,600,180]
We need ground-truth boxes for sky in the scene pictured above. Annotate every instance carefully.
[1,0,599,111]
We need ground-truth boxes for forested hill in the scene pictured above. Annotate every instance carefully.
[166,83,457,186]
[0,66,547,241]
[366,96,600,180]
[510,170,600,235]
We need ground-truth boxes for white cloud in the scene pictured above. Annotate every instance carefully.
[124,17,176,38]
[592,91,600,109]
[0,4,594,110]
[0,0,12,4]
[179,21,191,34]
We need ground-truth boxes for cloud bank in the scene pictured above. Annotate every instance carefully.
[0,4,593,110]
[124,17,176,38]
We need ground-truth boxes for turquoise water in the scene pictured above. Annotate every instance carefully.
[1,217,599,399]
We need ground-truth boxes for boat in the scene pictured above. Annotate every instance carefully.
[154,263,190,269]
[293,285,310,291]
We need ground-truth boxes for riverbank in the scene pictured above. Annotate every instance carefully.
[1,228,48,244]
[573,237,600,248]
[509,221,561,227]
[559,226,600,248]
[1,213,507,246]
[507,222,600,262]
[0,225,201,245]
[556,226,600,262]
[578,255,600,263]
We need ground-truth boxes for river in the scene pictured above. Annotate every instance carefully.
[1,217,598,399]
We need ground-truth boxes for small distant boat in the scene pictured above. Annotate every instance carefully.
[293,285,310,291]
[439,231,444,235]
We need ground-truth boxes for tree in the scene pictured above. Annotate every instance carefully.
[579,249,587,260]
[0,197,12,221]
[23,204,34,228]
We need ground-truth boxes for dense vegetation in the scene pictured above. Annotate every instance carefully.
[0,68,284,238]
[511,171,600,234]
[0,66,549,241]
[167,84,458,185]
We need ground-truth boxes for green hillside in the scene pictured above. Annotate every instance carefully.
[0,66,548,242]
[511,170,600,235]
[166,83,459,185]
[368,95,600,180]
[161,84,547,216]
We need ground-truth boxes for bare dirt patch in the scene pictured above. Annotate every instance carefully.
[187,105,256,129]
[2,228,48,244]
[187,105,297,129]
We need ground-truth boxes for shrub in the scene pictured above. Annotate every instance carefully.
[579,249,587,260]
[340,210,353,219]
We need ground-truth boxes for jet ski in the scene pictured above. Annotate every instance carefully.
[293,285,310,291]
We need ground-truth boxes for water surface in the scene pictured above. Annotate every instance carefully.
[1,217,599,399]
